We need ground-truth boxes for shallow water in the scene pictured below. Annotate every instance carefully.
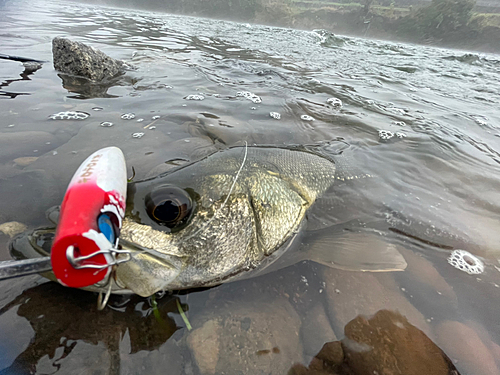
[1,0,500,374]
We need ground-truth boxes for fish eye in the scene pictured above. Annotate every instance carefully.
[145,185,193,228]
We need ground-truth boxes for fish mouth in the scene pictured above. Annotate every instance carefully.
[9,227,182,297]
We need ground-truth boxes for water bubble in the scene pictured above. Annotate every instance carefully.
[132,132,145,138]
[92,107,103,111]
[185,94,205,101]
[121,113,136,120]
[269,112,281,120]
[152,115,161,120]
[7,124,15,128]
[149,126,156,130]
[49,111,90,120]
[137,118,144,122]
[301,115,315,121]
[447,250,484,275]
[327,97,342,107]
[100,122,114,127]
[236,91,262,104]
[378,130,394,140]
[396,132,406,138]
[251,107,257,110]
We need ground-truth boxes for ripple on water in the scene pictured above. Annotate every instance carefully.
[392,121,406,126]
[49,111,90,120]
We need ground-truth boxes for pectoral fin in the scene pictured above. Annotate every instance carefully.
[305,229,407,272]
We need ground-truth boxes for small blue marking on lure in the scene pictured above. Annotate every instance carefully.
[98,213,115,243]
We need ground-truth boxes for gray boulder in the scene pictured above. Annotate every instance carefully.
[52,37,125,81]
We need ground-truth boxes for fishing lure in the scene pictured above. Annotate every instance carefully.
[51,146,128,288]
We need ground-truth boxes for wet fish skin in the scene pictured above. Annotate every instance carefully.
[116,146,336,296]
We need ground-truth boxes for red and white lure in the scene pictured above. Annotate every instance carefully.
[51,147,129,290]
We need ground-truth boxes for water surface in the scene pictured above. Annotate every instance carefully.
[1,1,500,374]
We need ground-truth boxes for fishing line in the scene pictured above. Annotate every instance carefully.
[183,142,248,241]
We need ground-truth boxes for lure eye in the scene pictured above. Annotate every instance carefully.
[145,185,193,228]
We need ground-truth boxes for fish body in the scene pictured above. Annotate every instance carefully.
[115,146,337,296]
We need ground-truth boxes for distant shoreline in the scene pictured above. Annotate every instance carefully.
[74,0,500,54]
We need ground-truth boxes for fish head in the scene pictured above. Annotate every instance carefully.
[115,150,266,296]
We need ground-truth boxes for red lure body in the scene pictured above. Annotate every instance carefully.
[51,147,127,288]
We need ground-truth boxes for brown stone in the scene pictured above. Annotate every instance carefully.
[322,268,431,337]
[309,341,344,372]
[301,303,338,358]
[188,297,303,375]
[401,248,456,301]
[0,221,27,238]
[288,341,345,375]
[435,320,500,375]
[343,310,459,375]
[187,319,221,375]
[13,157,39,167]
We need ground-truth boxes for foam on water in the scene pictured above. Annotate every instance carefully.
[237,91,262,104]
[49,111,90,120]
[185,94,205,100]
[378,130,394,140]
[121,113,136,120]
[448,250,484,275]
[300,115,315,121]
[327,97,342,107]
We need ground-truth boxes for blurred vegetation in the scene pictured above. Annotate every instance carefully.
[397,0,476,39]
[83,0,500,51]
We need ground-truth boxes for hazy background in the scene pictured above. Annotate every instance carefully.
[69,0,500,52]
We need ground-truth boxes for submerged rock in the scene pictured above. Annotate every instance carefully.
[52,37,125,81]
[187,296,302,375]
[290,310,458,375]
[321,268,431,337]
[342,310,459,375]
[301,303,338,359]
[0,221,27,238]
[13,157,39,167]
[289,341,345,375]
[435,320,500,375]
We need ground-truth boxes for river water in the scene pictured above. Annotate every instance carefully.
[1,0,500,374]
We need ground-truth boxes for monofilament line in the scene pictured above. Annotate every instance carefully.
[184,142,248,241]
